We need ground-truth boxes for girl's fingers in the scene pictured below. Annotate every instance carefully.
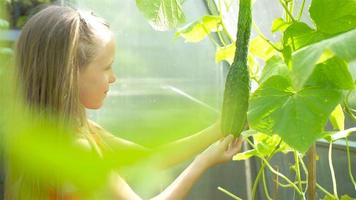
[222,134,234,150]
[225,137,243,157]
[232,138,243,154]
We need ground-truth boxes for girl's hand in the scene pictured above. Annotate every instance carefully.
[194,135,243,169]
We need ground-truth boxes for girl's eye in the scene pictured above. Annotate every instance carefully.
[104,65,112,71]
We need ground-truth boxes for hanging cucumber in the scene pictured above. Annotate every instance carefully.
[221,0,252,136]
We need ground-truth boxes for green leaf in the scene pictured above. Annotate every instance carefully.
[176,15,222,43]
[248,76,343,153]
[259,55,290,84]
[249,35,276,60]
[271,18,291,33]
[305,57,355,90]
[233,149,258,160]
[215,43,235,64]
[282,45,292,66]
[309,0,356,35]
[216,35,276,65]
[253,133,292,156]
[340,195,355,200]
[291,29,356,89]
[329,104,345,131]
[322,196,337,200]
[328,29,356,62]
[136,0,185,31]
[283,22,326,50]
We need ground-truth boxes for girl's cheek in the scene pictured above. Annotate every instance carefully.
[97,76,109,92]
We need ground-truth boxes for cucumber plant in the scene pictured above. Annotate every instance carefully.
[136,0,356,199]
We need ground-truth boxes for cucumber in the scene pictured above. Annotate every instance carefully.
[221,0,252,136]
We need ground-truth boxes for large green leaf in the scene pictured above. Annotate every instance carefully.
[136,0,185,31]
[248,75,343,153]
[175,15,222,43]
[291,29,356,89]
[259,55,290,84]
[304,57,355,90]
[283,22,326,51]
[250,56,353,152]
[309,0,356,35]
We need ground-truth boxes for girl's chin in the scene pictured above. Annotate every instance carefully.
[82,101,104,110]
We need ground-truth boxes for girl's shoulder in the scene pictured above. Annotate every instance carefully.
[87,119,106,134]
[86,119,149,153]
[74,119,110,157]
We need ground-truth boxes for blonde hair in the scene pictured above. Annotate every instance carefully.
[6,5,112,200]
[15,5,110,127]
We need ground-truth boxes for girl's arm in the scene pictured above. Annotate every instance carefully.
[92,119,226,169]
[110,135,242,200]
[150,135,242,200]
[150,120,224,169]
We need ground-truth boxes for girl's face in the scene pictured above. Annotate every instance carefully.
[78,34,117,109]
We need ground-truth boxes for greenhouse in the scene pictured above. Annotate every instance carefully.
[0,0,355,199]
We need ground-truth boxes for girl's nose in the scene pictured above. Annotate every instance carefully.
[109,73,117,84]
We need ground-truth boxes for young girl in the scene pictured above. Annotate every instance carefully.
[6,5,242,200]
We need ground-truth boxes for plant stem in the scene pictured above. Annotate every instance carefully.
[277,181,306,188]
[344,90,356,121]
[288,0,296,50]
[275,180,334,198]
[307,144,316,200]
[316,183,335,198]
[216,0,234,41]
[252,21,283,52]
[249,138,281,199]
[204,0,219,15]
[301,154,333,198]
[345,137,356,191]
[279,0,296,22]
[328,142,338,199]
[251,160,267,200]
[298,154,309,194]
[294,151,304,199]
[217,31,227,46]
[297,0,306,21]
[218,0,222,13]
[204,0,233,44]
[218,186,242,200]
[260,157,303,195]
[273,165,279,200]
[284,0,289,22]
[202,25,221,47]
[250,76,260,85]
[290,0,295,21]
[262,169,273,200]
